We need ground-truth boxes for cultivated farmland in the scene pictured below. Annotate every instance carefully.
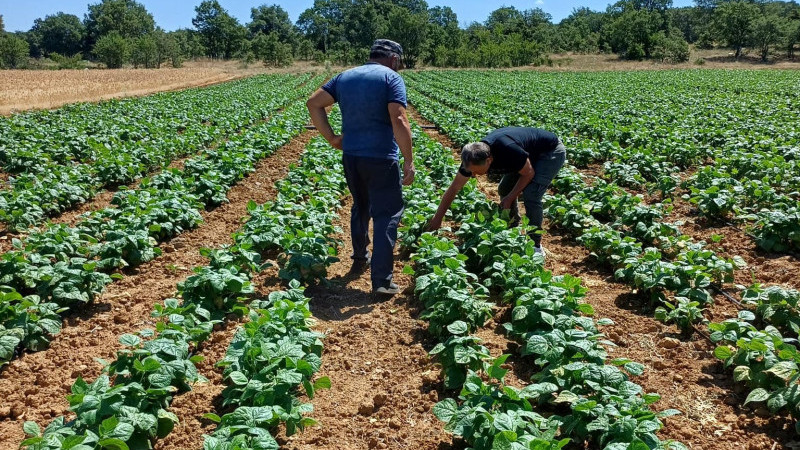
[1,69,799,450]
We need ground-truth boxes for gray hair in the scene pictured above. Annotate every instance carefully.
[461,142,491,167]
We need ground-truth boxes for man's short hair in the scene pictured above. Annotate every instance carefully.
[370,39,403,59]
[461,142,491,166]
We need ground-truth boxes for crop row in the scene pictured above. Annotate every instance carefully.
[0,77,326,368]
[20,122,348,450]
[543,166,800,431]
[400,125,684,449]
[0,74,311,230]
[404,70,800,254]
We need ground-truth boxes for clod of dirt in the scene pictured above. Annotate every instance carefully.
[358,401,374,416]
[373,393,388,408]
[659,337,681,349]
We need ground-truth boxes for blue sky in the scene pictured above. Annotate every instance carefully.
[2,0,695,32]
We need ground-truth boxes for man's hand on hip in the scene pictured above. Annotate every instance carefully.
[402,161,415,186]
[329,135,343,150]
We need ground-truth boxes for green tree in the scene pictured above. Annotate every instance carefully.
[0,34,30,69]
[485,6,524,34]
[786,20,800,59]
[85,0,155,51]
[193,0,247,59]
[559,7,604,53]
[154,28,180,67]
[131,33,157,68]
[297,38,315,60]
[424,6,460,65]
[93,31,131,68]
[172,29,206,60]
[344,0,387,50]
[249,4,296,41]
[251,31,293,66]
[714,0,759,59]
[651,28,690,62]
[29,13,85,57]
[751,14,786,61]
[385,5,428,68]
[606,8,665,59]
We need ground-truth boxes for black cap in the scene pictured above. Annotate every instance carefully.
[371,39,403,56]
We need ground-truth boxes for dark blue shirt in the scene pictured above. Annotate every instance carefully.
[322,62,407,160]
[459,127,561,177]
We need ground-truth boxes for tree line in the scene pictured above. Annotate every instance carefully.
[1,0,799,70]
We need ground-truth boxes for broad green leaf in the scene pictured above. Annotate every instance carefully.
[744,388,770,405]
[228,371,249,386]
[432,398,458,423]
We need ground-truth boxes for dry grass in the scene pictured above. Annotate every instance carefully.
[0,59,334,116]
[540,49,800,72]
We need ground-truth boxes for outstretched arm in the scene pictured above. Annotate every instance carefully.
[306,89,342,149]
[428,172,471,230]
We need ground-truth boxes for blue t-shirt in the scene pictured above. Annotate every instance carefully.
[322,62,407,160]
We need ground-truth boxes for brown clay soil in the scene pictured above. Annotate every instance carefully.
[408,106,799,450]
[665,194,800,290]
[0,131,314,446]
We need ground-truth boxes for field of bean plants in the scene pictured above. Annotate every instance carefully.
[1,68,799,450]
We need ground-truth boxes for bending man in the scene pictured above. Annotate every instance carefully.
[306,39,414,295]
[428,127,566,257]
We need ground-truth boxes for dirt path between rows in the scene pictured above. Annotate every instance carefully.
[282,195,452,449]
[156,188,455,449]
[407,105,796,449]
[0,131,313,447]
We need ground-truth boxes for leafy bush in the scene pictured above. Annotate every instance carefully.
[94,31,130,68]
[48,52,85,69]
[651,30,690,63]
[0,33,30,69]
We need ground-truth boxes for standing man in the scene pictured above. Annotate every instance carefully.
[428,127,566,259]
[306,39,414,295]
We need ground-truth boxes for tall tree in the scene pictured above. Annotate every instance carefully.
[193,0,247,59]
[714,0,759,59]
[751,14,786,61]
[424,6,460,65]
[93,31,130,68]
[344,0,386,50]
[385,5,428,68]
[29,13,85,57]
[85,0,154,50]
[296,0,350,52]
[0,34,30,68]
[485,6,524,34]
[249,4,295,42]
[172,29,206,60]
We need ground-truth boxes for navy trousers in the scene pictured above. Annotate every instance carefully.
[497,142,567,246]
[342,155,404,289]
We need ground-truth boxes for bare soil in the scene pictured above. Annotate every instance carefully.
[0,131,313,446]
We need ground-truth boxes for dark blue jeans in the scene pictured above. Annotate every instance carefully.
[342,155,404,289]
[498,142,567,246]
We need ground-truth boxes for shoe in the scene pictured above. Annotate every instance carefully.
[534,245,546,262]
[373,282,401,295]
[349,253,371,273]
